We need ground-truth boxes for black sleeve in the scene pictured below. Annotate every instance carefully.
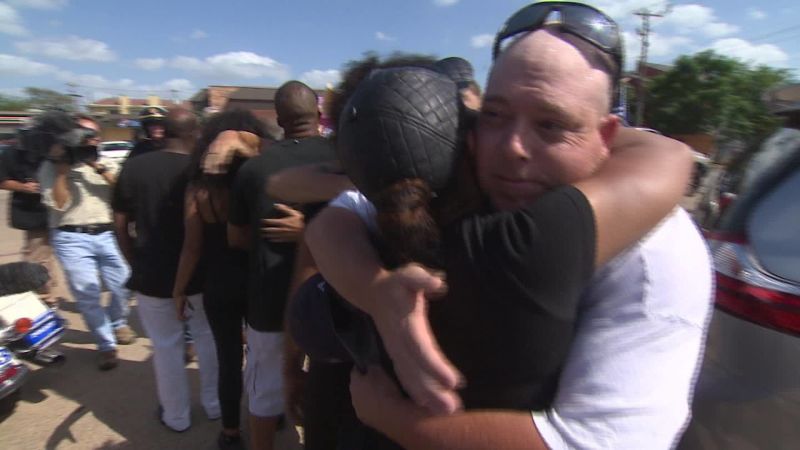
[0,148,15,183]
[228,162,252,226]
[111,163,134,214]
[444,186,595,318]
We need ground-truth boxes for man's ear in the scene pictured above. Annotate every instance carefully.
[599,114,620,149]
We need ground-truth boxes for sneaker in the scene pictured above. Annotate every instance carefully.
[218,432,245,450]
[98,349,118,371]
[114,326,137,345]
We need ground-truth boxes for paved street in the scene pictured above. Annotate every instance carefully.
[0,192,301,450]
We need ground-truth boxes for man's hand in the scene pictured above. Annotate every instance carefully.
[19,181,40,194]
[202,130,261,175]
[173,292,189,321]
[366,264,463,415]
[260,203,304,243]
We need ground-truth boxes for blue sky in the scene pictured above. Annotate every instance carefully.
[1,0,798,103]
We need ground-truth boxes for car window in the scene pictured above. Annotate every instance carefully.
[747,170,800,283]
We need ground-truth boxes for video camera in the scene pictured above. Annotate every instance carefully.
[19,110,99,165]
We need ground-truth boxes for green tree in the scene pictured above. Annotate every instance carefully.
[645,51,792,146]
[0,94,32,111]
[24,87,76,111]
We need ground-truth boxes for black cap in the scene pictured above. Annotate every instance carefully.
[337,67,461,202]
[433,57,475,88]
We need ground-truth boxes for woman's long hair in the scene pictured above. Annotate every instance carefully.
[188,108,271,186]
[373,109,481,271]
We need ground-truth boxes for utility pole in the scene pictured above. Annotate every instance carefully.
[634,3,671,126]
[66,82,82,112]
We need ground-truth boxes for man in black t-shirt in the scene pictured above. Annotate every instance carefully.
[0,140,62,305]
[113,108,219,433]
[228,80,335,450]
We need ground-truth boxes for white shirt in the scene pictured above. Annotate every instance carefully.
[330,190,714,450]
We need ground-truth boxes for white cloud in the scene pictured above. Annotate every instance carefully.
[160,78,195,92]
[470,33,494,49]
[190,29,207,39]
[648,33,693,58]
[709,39,789,66]
[54,72,196,100]
[375,31,396,42]
[0,54,57,76]
[658,4,738,38]
[300,69,341,88]
[592,0,671,24]
[0,3,27,36]
[56,72,135,90]
[16,36,117,61]
[171,51,290,81]
[6,0,67,10]
[135,57,166,70]
[434,0,459,6]
[748,8,767,20]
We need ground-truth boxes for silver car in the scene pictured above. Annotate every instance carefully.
[679,128,800,449]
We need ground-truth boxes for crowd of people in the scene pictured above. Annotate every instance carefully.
[0,2,716,450]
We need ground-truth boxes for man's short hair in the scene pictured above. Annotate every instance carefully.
[501,25,619,111]
[164,107,199,139]
[275,81,319,125]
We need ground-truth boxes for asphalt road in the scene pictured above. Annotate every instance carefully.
[0,192,302,450]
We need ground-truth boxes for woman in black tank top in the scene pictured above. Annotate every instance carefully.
[173,110,269,448]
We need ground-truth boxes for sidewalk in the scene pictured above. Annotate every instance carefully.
[0,192,302,450]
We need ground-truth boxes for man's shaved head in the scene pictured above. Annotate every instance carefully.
[493,29,613,116]
[164,107,199,139]
[275,80,319,133]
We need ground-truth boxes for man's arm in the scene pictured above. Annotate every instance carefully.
[173,187,204,320]
[0,179,40,194]
[575,128,692,266]
[350,366,546,450]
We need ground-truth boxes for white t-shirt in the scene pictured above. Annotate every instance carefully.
[330,190,714,450]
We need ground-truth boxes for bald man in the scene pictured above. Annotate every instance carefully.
[114,108,220,432]
[227,80,336,450]
[306,20,712,450]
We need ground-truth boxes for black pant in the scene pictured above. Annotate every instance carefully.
[203,284,246,430]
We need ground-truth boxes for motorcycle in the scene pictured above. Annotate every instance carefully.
[0,345,28,418]
[0,262,67,365]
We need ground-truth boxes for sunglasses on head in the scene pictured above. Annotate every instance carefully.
[493,1,623,81]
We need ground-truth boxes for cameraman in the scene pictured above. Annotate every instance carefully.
[0,125,61,307]
[38,112,135,371]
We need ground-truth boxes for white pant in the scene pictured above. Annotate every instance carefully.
[136,293,220,431]
[244,326,285,417]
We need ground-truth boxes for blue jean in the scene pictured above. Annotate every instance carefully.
[51,229,131,352]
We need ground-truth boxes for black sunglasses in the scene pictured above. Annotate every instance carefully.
[493,2,623,80]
